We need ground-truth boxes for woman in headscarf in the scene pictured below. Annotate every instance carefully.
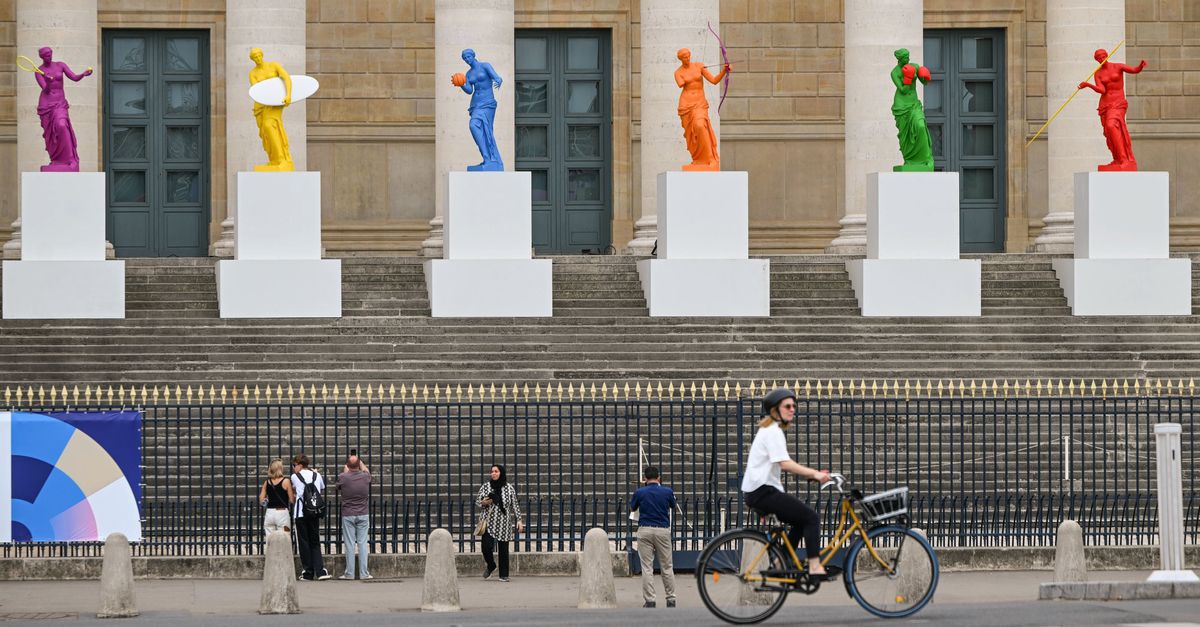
[475,464,524,582]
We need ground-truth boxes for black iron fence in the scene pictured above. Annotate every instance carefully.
[2,396,1197,558]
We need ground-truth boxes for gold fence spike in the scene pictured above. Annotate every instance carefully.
[81,385,90,404]
[385,383,394,402]
[531,382,540,401]
[159,385,169,403]
[49,386,59,403]
[421,384,429,402]
[1155,379,1164,395]
[15,387,23,404]
[3,386,10,405]
[518,383,527,402]
[150,385,158,403]
[732,381,740,399]
[1068,379,1075,396]
[835,380,843,396]
[264,385,273,402]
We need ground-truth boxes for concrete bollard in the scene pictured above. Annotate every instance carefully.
[421,528,460,612]
[577,527,617,609]
[1054,520,1087,583]
[97,532,138,619]
[259,531,300,614]
[896,528,932,603]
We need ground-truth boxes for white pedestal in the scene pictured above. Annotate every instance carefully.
[2,173,125,319]
[217,172,342,318]
[848,172,980,317]
[1052,172,1190,316]
[424,172,552,317]
[641,172,769,317]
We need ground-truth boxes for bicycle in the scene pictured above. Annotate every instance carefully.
[695,474,939,624]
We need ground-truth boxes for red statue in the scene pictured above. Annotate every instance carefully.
[1077,49,1146,172]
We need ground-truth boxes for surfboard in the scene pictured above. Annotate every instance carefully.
[248,75,319,106]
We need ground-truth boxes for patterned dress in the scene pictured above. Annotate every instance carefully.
[475,482,522,542]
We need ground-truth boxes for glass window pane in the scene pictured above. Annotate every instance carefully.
[962,37,994,70]
[166,82,201,116]
[568,169,601,202]
[516,81,548,113]
[113,171,146,203]
[963,168,994,200]
[963,81,994,113]
[165,171,201,204]
[166,127,201,160]
[963,124,994,156]
[112,82,146,116]
[929,124,944,158]
[923,37,942,71]
[567,81,599,114]
[924,81,943,114]
[567,38,599,70]
[567,125,601,159]
[111,126,146,160]
[165,38,200,72]
[515,38,548,71]
[112,37,146,72]
[516,125,548,159]
[529,170,549,202]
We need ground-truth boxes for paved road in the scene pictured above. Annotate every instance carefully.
[1,571,1197,626]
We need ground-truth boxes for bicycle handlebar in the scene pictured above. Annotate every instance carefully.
[819,472,849,493]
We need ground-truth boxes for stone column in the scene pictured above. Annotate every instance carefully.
[627,0,721,255]
[1032,0,1124,252]
[423,0,516,258]
[828,0,923,254]
[6,0,99,259]
[212,0,307,257]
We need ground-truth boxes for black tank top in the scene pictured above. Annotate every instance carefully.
[265,479,289,508]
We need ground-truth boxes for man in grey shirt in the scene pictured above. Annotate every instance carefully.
[334,454,372,580]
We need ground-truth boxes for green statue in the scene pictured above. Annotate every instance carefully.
[890,48,934,172]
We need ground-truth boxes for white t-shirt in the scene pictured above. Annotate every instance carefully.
[741,423,790,493]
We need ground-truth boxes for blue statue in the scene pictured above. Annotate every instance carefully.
[450,49,504,171]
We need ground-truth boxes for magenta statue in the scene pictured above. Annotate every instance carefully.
[32,47,93,172]
[1077,49,1146,172]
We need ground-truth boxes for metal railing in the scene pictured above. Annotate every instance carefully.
[2,395,1196,558]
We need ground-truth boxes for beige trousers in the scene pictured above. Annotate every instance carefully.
[637,526,676,603]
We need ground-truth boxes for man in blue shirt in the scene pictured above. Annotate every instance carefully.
[629,466,677,608]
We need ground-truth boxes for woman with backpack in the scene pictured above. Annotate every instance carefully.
[259,459,295,537]
[475,464,524,582]
[291,454,331,581]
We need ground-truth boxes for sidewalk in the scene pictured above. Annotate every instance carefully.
[0,570,1156,617]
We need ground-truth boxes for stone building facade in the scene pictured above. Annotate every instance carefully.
[0,0,1198,258]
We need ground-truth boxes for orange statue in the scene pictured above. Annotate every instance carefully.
[674,48,729,171]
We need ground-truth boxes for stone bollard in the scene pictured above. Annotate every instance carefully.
[259,531,300,614]
[895,528,933,603]
[97,532,138,619]
[421,528,460,612]
[577,527,617,609]
[1054,520,1087,583]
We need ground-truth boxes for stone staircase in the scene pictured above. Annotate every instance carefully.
[0,253,1198,387]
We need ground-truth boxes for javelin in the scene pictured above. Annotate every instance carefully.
[1025,39,1125,148]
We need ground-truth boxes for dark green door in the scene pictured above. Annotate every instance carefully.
[515,30,612,254]
[924,29,1006,253]
[103,30,210,257]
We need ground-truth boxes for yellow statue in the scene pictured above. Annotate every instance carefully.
[248,48,293,172]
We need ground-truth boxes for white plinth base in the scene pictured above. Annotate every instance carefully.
[847,259,982,317]
[637,259,770,317]
[236,172,322,260]
[1147,570,1200,583]
[424,259,552,317]
[216,260,342,318]
[1052,258,1191,316]
[2,260,125,319]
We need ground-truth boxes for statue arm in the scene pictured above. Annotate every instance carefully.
[62,63,91,81]
[674,69,686,88]
[1126,60,1147,74]
[891,68,904,89]
[1077,80,1103,94]
[273,63,293,104]
[35,70,48,89]
[703,65,727,84]
[484,63,502,89]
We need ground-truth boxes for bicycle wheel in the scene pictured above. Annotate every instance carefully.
[844,525,938,618]
[696,529,790,625]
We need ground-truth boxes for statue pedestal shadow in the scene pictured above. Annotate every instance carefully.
[846,172,982,317]
[1052,172,1190,315]
[2,172,125,320]
[216,172,342,318]
[637,171,770,317]
[424,172,552,317]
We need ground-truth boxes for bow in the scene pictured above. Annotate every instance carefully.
[707,20,730,114]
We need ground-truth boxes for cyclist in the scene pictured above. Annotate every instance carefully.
[742,388,832,577]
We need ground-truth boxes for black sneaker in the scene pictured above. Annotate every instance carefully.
[317,569,332,581]
[643,601,655,608]
[666,600,676,608]
[483,567,495,579]
[498,577,510,582]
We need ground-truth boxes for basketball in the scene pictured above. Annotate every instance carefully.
[451,72,466,87]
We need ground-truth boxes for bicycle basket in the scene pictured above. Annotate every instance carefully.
[859,487,909,522]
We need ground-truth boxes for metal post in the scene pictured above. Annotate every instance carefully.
[1148,423,1199,582]
[1062,435,1071,486]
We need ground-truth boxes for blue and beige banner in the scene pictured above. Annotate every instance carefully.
[1,411,142,543]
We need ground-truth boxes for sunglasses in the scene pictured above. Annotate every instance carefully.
[780,403,796,409]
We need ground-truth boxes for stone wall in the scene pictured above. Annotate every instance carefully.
[0,0,14,243]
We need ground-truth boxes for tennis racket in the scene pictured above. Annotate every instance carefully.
[15,55,46,76]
